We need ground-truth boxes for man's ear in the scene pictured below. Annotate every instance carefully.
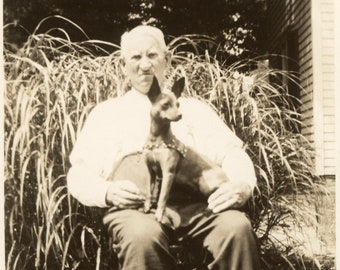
[165,51,171,63]
[147,76,161,103]
[119,57,126,75]
[164,51,171,69]
[171,77,185,98]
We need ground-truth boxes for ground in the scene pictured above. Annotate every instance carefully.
[269,178,336,269]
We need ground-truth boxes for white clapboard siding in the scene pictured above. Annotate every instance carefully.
[266,0,335,177]
[313,0,335,175]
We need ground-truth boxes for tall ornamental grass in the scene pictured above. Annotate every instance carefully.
[4,17,325,269]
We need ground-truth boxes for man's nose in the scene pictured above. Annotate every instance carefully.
[139,57,151,71]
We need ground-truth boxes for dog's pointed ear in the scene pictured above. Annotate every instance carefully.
[172,77,185,98]
[148,76,161,103]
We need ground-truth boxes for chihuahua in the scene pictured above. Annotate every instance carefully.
[144,77,230,221]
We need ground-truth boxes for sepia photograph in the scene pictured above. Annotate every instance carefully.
[2,0,337,269]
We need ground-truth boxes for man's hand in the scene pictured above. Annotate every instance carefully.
[105,180,145,209]
[207,181,252,213]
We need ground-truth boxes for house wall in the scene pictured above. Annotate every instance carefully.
[313,0,335,176]
[266,0,335,176]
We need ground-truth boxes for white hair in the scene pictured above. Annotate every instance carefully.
[120,25,168,58]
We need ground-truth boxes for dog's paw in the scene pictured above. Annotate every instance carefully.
[154,208,164,222]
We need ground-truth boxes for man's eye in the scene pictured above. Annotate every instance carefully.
[148,52,158,59]
[131,55,141,60]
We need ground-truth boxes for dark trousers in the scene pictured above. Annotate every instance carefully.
[103,202,260,270]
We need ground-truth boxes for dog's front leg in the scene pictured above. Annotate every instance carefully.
[155,151,180,222]
[155,171,175,222]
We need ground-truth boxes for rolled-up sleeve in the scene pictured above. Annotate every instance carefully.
[67,92,151,207]
[67,161,111,207]
[180,98,257,191]
[221,146,257,191]
[67,101,118,207]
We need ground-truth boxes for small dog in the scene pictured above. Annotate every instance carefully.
[144,77,230,221]
[108,77,229,222]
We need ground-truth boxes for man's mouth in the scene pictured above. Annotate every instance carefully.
[139,74,153,81]
[140,73,153,77]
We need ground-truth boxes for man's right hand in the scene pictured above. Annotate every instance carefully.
[105,180,145,209]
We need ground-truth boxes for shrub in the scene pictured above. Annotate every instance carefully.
[4,17,326,269]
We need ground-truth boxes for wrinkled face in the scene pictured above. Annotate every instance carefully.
[121,35,169,94]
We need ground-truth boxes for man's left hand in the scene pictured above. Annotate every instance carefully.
[207,181,252,213]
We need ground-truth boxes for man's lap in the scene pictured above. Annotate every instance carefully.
[102,206,257,269]
[102,204,253,244]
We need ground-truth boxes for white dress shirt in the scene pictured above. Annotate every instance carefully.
[67,88,257,207]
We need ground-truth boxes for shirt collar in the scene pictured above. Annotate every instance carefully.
[126,88,149,99]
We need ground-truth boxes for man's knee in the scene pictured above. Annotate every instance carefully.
[204,210,260,269]
[121,216,167,245]
[104,210,176,269]
[213,210,254,239]
[104,210,170,247]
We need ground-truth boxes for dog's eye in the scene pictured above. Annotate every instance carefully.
[161,102,169,109]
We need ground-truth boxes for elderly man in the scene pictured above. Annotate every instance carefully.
[67,25,260,269]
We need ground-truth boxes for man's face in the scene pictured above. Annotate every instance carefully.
[121,35,168,94]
